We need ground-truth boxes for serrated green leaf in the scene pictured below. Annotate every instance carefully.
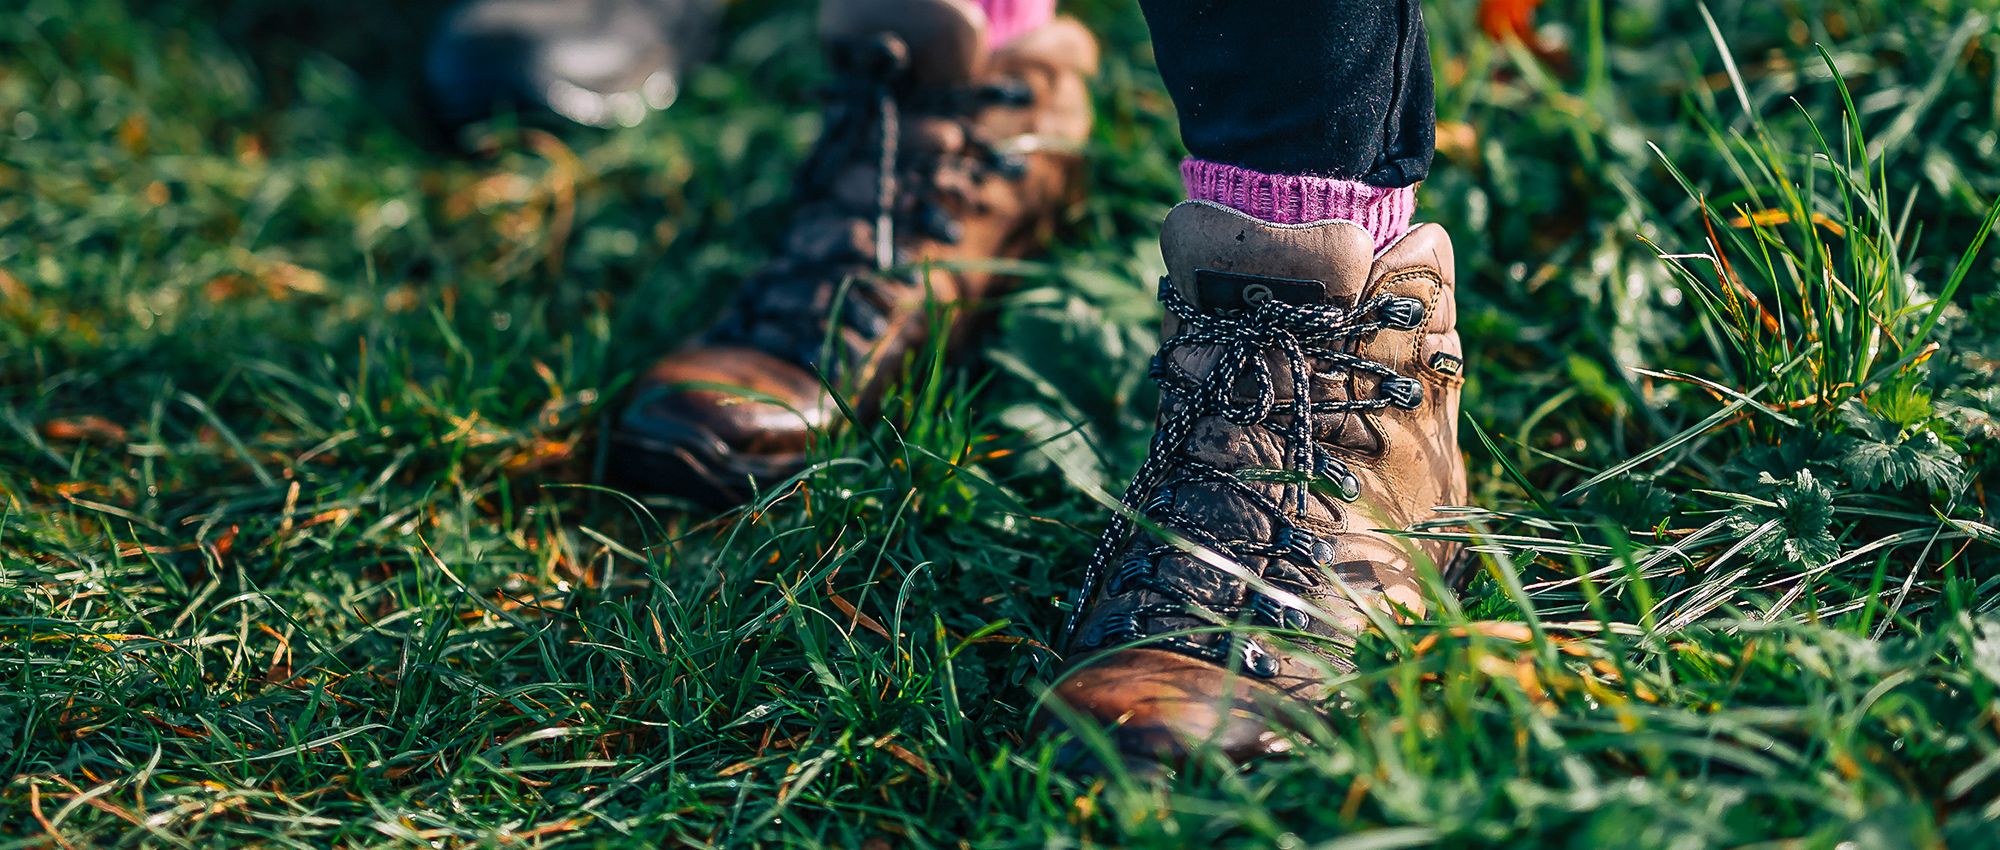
[1725,469,1841,567]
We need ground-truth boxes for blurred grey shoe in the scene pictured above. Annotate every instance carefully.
[425,0,720,129]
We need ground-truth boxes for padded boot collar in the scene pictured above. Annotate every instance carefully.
[1159,201,1378,310]
[818,0,987,86]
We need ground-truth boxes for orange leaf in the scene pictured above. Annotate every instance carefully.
[878,741,942,782]
[826,584,893,641]
[1435,121,1480,164]
[41,416,127,444]
[1728,209,1847,237]
[1479,0,1543,43]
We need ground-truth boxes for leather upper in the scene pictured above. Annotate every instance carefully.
[618,0,1097,499]
[1055,202,1468,757]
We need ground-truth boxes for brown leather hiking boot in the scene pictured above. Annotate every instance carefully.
[613,0,1097,504]
[1050,201,1468,762]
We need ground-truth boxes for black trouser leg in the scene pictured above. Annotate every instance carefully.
[1136,0,1435,188]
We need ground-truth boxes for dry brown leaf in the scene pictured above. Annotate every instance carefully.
[827,587,893,641]
[878,741,941,782]
[41,416,128,444]
[1728,208,1847,236]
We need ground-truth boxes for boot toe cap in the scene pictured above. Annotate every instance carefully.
[1048,648,1305,763]
[612,347,833,504]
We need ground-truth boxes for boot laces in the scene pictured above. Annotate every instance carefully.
[709,33,1035,368]
[1062,279,1428,672]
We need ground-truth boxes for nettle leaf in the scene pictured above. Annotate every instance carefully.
[1721,430,1842,492]
[1867,371,1937,430]
[1835,399,1899,442]
[1582,475,1677,530]
[1726,470,1841,568]
[1835,400,1967,492]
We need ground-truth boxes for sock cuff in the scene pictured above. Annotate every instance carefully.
[975,0,1056,49]
[1181,157,1417,251]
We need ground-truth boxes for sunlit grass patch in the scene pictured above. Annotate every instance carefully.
[0,0,1995,847]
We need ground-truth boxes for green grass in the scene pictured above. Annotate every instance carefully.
[3,0,1998,846]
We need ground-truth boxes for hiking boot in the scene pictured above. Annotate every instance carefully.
[1050,201,1468,761]
[613,0,1097,505]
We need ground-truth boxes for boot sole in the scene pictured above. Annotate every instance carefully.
[608,416,806,509]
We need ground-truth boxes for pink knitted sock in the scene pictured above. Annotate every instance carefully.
[1182,157,1417,252]
[972,0,1055,49]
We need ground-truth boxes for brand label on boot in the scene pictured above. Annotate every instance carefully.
[1194,269,1327,311]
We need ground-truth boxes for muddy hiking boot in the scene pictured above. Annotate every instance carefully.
[1050,201,1469,762]
[613,0,1098,505]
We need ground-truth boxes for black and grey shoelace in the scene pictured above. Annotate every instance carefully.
[805,33,1034,268]
[1061,278,1429,672]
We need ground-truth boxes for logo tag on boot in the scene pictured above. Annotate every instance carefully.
[1195,269,1327,311]
[1429,352,1465,376]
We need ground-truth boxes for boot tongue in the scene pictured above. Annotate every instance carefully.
[1159,201,1376,311]
[1157,201,1386,454]
[819,0,988,87]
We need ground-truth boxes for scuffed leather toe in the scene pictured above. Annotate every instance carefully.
[612,347,834,505]
[1049,648,1304,763]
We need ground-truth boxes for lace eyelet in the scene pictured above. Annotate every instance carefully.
[1251,594,1312,631]
[1081,614,1140,649]
[1242,640,1280,678]
[1103,615,1141,646]
[989,153,1028,180]
[1277,527,1337,567]
[1108,554,1153,596]
[1315,452,1362,502]
[917,204,964,243]
[1379,296,1426,330]
[842,33,910,76]
[1380,376,1425,410]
